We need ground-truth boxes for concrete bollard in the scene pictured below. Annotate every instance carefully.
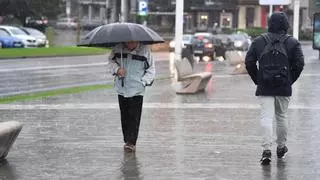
[232,63,248,75]
[225,51,247,66]
[0,121,23,161]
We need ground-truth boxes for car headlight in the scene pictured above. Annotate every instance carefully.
[169,41,175,48]
[37,38,44,43]
[234,41,243,47]
[202,56,211,62]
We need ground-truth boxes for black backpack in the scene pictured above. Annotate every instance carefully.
[258,33,291,87]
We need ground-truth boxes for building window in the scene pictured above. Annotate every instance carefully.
[246,7,255,28]
[197,12,209,30]
[220,12,233,28]
[205,0,214,5]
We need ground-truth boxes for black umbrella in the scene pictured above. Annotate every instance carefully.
[77,22,164,47]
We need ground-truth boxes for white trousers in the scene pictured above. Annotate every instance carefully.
[259,96,290,150]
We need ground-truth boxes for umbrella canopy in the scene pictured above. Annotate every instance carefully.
[77,22,165,47]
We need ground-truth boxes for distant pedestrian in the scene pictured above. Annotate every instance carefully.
[107,41,155,152]
[245,12,304,165]
[212,22,218,34]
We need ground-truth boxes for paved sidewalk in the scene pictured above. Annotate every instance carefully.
[0,58,319,179]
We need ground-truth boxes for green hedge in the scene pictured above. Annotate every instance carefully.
[299,29,313,41]
[45,27,55,47]
[229,27,312,40]
[234,27,267,38]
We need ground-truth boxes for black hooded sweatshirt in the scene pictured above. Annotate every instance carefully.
[245,12,304,96]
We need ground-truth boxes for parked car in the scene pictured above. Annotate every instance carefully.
[0,25,37,48]
[169,34,194,52]
[81,18,105,30]
[229,33,251,51]
[213,34,234,58]
[0,28,24,48]
[55,17,77,29]
[192,32,216,61]
[20,27,49,47]
[25,16,48,32]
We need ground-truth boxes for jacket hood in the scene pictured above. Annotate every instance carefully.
[268,12,289,34]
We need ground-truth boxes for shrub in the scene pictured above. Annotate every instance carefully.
[45,27,55,47]
[242,27,267,38]
[299,28,313,41]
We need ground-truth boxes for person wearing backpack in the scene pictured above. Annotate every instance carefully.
[245,12,304,165]
[107,41,155,152]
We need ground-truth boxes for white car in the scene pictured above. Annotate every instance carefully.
[0,25,37,48]
[169,34,194,51]
[20,27,49,47]
[55,18,77,29]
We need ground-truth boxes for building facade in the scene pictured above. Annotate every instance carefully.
[63,0,311,32]
[184,0,238,32]
[237,0,311,30]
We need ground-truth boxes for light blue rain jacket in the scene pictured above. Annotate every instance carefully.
[107,43,156,97]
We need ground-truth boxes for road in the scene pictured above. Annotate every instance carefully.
[0,52,170,96]
[0,44,317,96]
[0,43,319,179]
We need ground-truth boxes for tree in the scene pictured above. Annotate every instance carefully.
[0,0,63,24]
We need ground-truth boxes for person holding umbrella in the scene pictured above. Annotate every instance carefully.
[78,22,164,152]
[107,41,155,152]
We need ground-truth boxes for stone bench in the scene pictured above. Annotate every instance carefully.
[225,50,246,66]
[175,57,212,94]
[0,121,23,161]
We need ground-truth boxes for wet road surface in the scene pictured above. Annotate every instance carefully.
[0,44,319,179]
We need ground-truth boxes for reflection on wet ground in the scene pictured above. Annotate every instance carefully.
[0,44,319,179]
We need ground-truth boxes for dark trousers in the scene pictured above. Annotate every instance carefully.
[118,95,143,146]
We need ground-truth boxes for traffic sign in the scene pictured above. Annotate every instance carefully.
[259,0,291,5]
[138,0,148,16]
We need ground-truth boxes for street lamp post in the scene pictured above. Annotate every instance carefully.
[293,0,300,39]
[269,4,273,17]
[174,0,184,62]
[76,0,81,44]
[121,0,127,22]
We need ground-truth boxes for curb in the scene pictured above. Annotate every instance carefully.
[300,41,312,45]
[0,53,107,60]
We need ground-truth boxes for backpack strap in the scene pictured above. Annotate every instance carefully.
[279,34,291,43]
[261,33,272,44]
[277,35,290,58]
[258,34,273,61]
[258,33,290,61]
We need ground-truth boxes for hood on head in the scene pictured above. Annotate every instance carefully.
[268,12,290,34]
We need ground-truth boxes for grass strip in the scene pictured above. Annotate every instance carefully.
[0,75,171,104]
[0,84,112,104]
[0,47,108,59]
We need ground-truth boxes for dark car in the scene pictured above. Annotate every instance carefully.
[0,29,24,48]
[192,33,216,61]
[211,35,226,58]
[24,16,48,32]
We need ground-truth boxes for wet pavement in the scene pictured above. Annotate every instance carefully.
[0,45,320,179]
[0,52,169,96]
